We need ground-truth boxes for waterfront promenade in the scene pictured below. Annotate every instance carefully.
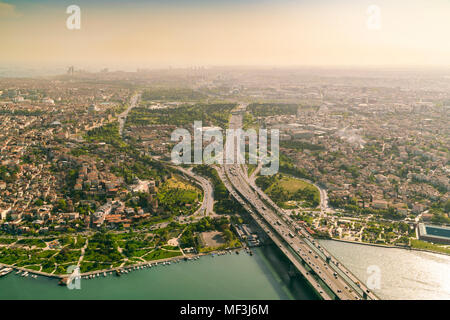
[0,249,241,280]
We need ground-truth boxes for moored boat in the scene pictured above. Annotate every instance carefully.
[0,268,13,277]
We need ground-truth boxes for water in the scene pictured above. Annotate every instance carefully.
[0,246,318,300]
[425,225,450,238]
[2,241,449,300]
[319,240,450,300]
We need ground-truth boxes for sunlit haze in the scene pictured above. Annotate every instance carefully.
[1,0,450,70]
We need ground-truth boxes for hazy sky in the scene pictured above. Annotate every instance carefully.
[1,0,450,69]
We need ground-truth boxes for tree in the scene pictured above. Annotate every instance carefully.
[444,200,450,213]
[223,229,233,242]
[55,199,67,212]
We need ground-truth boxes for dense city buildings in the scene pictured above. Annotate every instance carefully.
[0,67,448,299]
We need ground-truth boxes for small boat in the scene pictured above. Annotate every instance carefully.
[0,268,13,277]
[103,272,107,277]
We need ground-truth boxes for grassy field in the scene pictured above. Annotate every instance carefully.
[157,174,201,215]
[247,164,257,176]
[410,239,450,255]
[16,239,47,248]
[0,238,17,244]
[143,248,182,261]
[0,217,233,274]
[256,174,320,209]
[266,176,312,194]
[165,175,200,193]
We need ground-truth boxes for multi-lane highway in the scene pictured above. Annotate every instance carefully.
[217,165,333,300]
[219,105,378,300]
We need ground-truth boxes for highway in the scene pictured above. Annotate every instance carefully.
[216,165,333,300]
[118,92,141,137]
[219,105,378,300]
[172,166,216,217]
[120,94,215,218]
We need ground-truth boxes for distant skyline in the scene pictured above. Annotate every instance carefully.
[1,0,450,69]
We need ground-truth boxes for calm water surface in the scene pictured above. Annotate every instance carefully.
[2,241,449,300]
[319,240,450,300]
[0,246,317,300]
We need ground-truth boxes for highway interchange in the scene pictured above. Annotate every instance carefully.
[172,166,216,218]
[219,105,379,300]
[120,94,378,300]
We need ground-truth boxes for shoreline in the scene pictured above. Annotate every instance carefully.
[0,247,246,281]
[325,238,450,257]
[289,176,450,258]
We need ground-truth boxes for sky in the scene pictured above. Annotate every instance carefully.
[1,0,450,70]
